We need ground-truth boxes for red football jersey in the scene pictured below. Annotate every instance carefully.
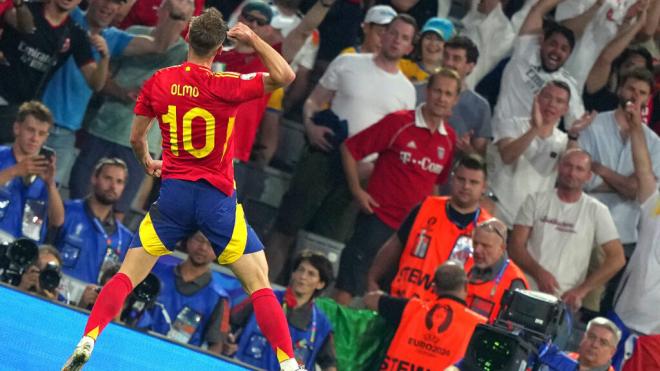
[135,62,265,196]
[213,45,281,162]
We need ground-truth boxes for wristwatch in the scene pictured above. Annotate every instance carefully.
[319,0,333,8]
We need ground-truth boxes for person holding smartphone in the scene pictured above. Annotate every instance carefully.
[0,101,64,242]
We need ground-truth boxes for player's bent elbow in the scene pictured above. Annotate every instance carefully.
[282,69,296,86]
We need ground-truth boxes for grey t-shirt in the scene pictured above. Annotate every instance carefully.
[449,88,492,138]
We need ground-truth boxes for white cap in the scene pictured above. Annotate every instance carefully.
[364,5,397,25]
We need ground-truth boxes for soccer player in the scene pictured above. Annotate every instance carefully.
[62,8,299,371]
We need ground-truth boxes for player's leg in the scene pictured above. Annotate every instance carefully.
[61,248,160,371]
[63,180,194,371]
[228,249,302,371]
[199,188,300,371]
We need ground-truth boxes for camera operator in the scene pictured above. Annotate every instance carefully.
[466,218,528,322]
[365,261,487,371]
[17,245,63,301]
[568,317,618,371]
[0,101,64,242]
[78,262,120,310]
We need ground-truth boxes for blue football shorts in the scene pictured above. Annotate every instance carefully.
[129,179,264,265]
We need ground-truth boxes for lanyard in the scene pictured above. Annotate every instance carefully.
[489,259,510,297]
[92,217,122,257]
[446,202,481,230]
[283,302,318,348]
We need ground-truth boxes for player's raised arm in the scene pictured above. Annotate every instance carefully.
[227,22,296,93]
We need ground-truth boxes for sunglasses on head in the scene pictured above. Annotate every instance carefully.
[241,12,269,26]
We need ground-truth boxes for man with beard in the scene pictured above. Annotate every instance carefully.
[578,67,660,313]
[491,0,585,132]
[509,149,625,313]
[135,231,231,355]
[53,157,133,285]
[266,14,416,282]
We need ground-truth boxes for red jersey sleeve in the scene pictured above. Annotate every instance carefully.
[210,72,266,104]
[134,73,157,117]
[345,111,412,161]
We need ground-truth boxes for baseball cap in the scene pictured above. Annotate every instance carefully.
[421,17,455,41]
[242,1,273,24]
[364,5,397,25]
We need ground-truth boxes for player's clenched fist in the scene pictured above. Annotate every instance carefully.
[227,22,258,45]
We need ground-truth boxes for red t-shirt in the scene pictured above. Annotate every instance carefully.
[0,1,13,28]
[344,108,456,229]
[134,62,265,196]
[119,0,204,31]
[213,45,281,162]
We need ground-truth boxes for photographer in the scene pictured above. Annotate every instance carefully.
[17,245,63,301]
[0,101,64,242]
[135,232,230,354]
[52,157,132,285]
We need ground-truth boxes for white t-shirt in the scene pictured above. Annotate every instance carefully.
[319,53,416,135]
[271,11,318,72]
[515,190,619,295]
[489,117,568,226]
[580,111,660,244]
[614,190,660,335]
[491,35,585,132]
[559,0,637,95]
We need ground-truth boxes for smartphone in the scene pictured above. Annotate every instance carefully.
[39,146,55,161]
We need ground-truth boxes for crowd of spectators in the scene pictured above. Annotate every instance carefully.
[1,0,659,369]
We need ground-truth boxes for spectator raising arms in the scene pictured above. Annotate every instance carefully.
[41,0,195,186]
[0,0,101,143]
[491,0,585,133]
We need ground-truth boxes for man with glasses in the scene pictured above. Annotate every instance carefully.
[568,317,618,371]
[509,149,625,313]
[465,218,528,322]
[52,158,133,287]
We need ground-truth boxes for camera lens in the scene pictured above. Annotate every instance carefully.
[8,238,39,268]
[39,261,61,292]
[132,273,161,305]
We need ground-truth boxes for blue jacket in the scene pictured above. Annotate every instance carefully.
[0,146,49,241]
[237,290,333,370]
[55,199,132,283]
[139,261,229,346]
